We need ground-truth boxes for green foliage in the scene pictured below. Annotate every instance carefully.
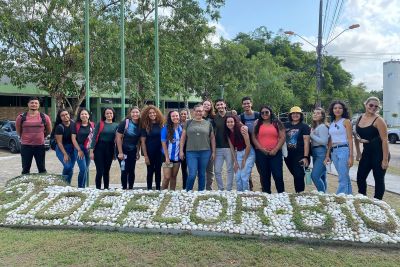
[353,199,398,234]
[80,192,122,223]
[190,195,228,225]
[289,194,334,235]
[35,192,87,221]
[234,194,270,225]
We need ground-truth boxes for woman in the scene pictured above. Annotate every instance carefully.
[116,107,141,190]
[140,105,165,190]
[71,108,94,188]
[161,110,182,190]
[225,115,255,191]
[90,108,118,190]
[54,109,76,184]
[325,100,353,195]
[355,97,389,200]
[252,106,286,193]
[284,106,311,193]
[180,104,216,191]
[202,99,215,190]
[310,108,329,193]
[179,109,189,189]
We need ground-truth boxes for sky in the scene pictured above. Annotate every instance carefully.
[207,0,400,91]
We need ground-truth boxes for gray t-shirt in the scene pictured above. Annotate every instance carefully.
[185,119,213,151]
[310,124,329,147]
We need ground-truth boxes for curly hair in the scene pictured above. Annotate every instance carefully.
[254,105,284,136]
[224,115,244,144]
[328,100,350,121]
[140,105,165,132]
[166,110,179,141]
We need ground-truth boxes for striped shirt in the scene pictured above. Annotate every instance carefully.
[161,125,182,161]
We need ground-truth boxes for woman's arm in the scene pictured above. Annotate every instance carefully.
[116,132,124,160]
[324,136,332,164]
[210,131,216,161]
[228,138,238,172]
[180,130,186,160]
[242,129,251,166]
[161,141,170,163]
[140,136,150,165]
[344,119,354,168]
[375,117,389,169]
[270,128,286,155]
[56,134,69,162]
[302,135,310,167]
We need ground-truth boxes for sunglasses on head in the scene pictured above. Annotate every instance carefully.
[261,111,270,115]
[368,103,379,109]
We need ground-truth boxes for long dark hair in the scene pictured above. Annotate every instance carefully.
[51,108,69,136]
[254,105,284,136]
[102,107,116,122]
[224,115,243,144]
[166,110,179,141]
[328,100,350,121]
[76,108,91,124]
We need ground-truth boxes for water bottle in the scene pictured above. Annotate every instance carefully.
[121,159,125,171]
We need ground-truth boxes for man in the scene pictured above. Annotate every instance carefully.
[239,96,260,190]
[16,97,52,174]
[213,99,234,190]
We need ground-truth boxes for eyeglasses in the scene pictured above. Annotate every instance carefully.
[261,111,270,115]
[368,103,379,109]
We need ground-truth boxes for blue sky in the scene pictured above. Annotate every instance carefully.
[217,0,320,39]
[205,0,400,91]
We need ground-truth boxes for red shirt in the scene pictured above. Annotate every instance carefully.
[228,131,246,151]
[16,113,51,145]
[257,124,279,150]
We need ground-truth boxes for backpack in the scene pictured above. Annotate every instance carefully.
[19,112,48,135]
[49,124,63,150]
[240,112,260,125]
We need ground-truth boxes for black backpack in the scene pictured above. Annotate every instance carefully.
[19,112,48,133]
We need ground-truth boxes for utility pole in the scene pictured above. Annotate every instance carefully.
[316,0,323,107]
[84,0,90,187]
[120,0,126,119]
[154,0,160,108]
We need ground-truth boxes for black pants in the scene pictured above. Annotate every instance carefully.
[357,146,387,200]
[181,158,188,189]
[147,150,162,190]
[21,144,46,174]
[255,149,285,193]
[284,151,305,193]
[94,141,114,189]
[118,149,137,189]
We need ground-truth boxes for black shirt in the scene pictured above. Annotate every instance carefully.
[284,122,310,153]
[55,122,74,145]
[141,123,162,153]
[72,124,90,145]
[117,119,140,152]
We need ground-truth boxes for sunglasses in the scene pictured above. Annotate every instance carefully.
[334,123,339,130]
[368,103,379,109]
[261,111,270,115]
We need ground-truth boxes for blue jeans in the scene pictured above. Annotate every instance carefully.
[75,145,90,188]
[186,150,211,191]
[311,146,327,192]
[55,144,76,184]
[331,146,352,194]
[214,148,234,190]
[235,148,255,191]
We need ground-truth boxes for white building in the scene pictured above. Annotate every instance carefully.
[383,60,400,127]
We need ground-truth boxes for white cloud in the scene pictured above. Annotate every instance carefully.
[324,0,400,91]
[207,21,230,44]
[288,0,400,91]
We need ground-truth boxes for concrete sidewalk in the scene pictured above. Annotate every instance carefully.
[325,163,400,195]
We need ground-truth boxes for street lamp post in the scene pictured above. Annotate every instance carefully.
[285,24,360,107]
[154,0,160,108]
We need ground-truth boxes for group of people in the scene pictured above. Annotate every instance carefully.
[16,96,390,200]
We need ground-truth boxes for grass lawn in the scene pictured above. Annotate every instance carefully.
[0,228,400,267]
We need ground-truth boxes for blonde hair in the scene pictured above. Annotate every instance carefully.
[364,96,381,108]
